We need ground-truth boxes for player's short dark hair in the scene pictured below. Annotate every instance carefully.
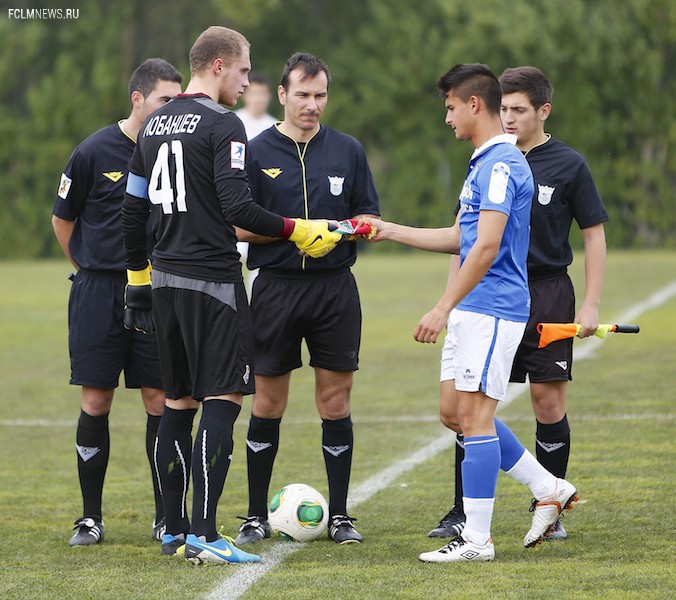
[280,53,331,91]
[128,58,182,99]
[436,63,501,115]
[248,71,271,87]
[499,66,554,109]
[189,26,249,73]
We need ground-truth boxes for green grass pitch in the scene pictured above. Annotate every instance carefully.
[0,251,674,599]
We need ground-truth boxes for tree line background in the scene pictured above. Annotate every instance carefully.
[1,0,674,258]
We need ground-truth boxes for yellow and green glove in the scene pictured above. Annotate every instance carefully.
[288,219,343,258]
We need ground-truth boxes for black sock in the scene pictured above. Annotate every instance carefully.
[322,416,353,516]
[76,410,110,520]
[191,400,241,541]
[146,413,164,524]
[245,415,281,517]
[536,415,571,479]
[454,434,465,511]
[155,406,197,537]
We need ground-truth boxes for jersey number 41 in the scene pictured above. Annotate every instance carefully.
[149,140,187,214]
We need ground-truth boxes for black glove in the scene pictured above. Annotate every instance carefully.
[124,265,154,334]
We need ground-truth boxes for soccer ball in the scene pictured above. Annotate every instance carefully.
[268,483,329,542]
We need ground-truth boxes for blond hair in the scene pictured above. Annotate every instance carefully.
[189,26,249,73]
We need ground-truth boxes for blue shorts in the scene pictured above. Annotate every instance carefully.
[68,269,163,389]
[250,268,361,376]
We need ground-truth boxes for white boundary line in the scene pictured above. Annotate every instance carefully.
[1,412,672,429]
[206,279,676,599]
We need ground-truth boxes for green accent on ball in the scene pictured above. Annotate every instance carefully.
[275,530,294,541]
[269,488,285,512]
[296,500,324,527]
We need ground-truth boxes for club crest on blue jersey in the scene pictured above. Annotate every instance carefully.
[537,184,555,206]
[328,176,345,196]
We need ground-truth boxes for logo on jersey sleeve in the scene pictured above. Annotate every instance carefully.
[537,184,555,206]
[328,176,345,196]
[487,162,510,204]
[231,141,246,169]
[58,173,72,199]
[103,171,124,182]
[262,167,283,179]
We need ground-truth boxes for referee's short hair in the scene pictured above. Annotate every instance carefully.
[280,53,331,91]
[129,58,182,99]
[436,64,501,116]
[189,26,250,74]
[499,66,554,110]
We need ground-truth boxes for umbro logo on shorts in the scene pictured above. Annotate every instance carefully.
[555,361,568,370]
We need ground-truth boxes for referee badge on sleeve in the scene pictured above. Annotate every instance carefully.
[231,141,246,170]
[58,173,72,199]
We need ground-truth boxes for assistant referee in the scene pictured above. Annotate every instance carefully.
[52,58,182,546]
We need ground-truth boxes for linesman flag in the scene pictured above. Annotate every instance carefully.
[537,323,640,348]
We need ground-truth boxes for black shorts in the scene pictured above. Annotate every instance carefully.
[68,269,162,389]
[510,272,575,383]
[152,271,255,400]
[250,269,361,375]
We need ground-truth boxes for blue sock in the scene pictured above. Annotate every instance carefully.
[461,436,500,499]
[495,418,526,471]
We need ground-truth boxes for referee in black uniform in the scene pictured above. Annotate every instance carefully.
[52,59,182,546]
[429,66,608,541]
[235,53,380,546]
[122,27,342,565]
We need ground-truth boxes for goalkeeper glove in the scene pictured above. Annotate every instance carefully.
[124,262,154,334]
[288,219,342,258]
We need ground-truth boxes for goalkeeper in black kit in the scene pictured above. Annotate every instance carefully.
[122,26,341,566]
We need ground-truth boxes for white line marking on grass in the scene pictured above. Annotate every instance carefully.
[207,279,676,599]
[3,412,673,429]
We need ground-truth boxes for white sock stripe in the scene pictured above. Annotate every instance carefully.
[173,439,189,520]
[200,429,209,520]
[153,437,162,497]
[464,437,499,446]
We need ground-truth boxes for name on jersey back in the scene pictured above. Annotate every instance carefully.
[143,113,202,137]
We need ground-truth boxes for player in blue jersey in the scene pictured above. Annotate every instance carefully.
[368,64,578,562]
[430,66,608,541]
[234,53,380,546]
[52,58,182,546]
[122,28,342,565]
